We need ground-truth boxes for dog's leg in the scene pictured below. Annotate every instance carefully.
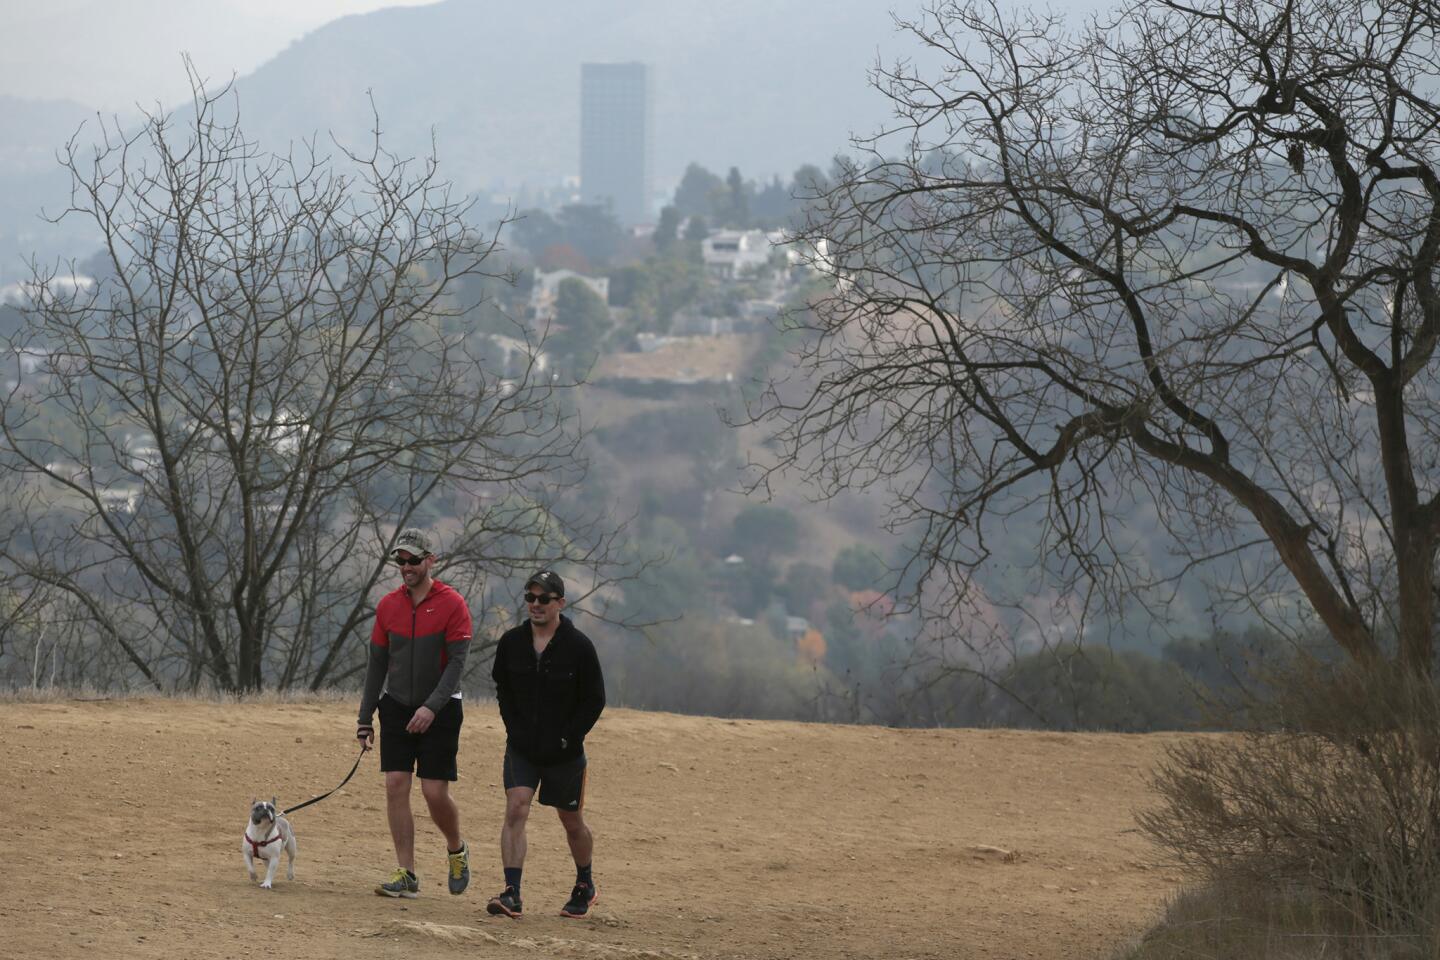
[283,820,297,881]
[262,853,279,889]
[243,843,257,883]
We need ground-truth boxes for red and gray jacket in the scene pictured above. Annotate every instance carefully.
[358,579,473,722]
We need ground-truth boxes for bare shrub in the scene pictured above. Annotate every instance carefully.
[1140,663,1440,936]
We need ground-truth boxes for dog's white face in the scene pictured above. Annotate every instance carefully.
[250,799,278,826]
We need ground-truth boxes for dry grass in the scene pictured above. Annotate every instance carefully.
[1118,882,1431,960]
[0,683,359,705]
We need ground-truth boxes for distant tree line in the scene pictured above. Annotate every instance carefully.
[505,161,831,273]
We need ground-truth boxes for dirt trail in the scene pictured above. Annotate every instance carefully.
[0,698,1185,959]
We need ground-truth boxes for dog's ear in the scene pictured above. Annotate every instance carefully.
[270,796,278,808]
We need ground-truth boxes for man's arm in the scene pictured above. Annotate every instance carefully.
[356,610,390,742]
[562,635,606,747]
[421,595,474,714]
[491,631,518,734]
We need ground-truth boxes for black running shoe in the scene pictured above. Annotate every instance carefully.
[486,885,523,918]
[560,881,597,918]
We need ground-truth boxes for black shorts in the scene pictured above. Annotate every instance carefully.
[378,693,463,781]
[503,747,588,810]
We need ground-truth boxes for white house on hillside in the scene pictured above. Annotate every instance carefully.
[701,229,776,279]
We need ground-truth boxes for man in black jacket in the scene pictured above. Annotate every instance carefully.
[486,569,606,920]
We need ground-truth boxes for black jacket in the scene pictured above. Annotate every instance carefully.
[491,614,605,764]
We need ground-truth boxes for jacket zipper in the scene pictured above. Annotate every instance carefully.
[530,632,543,738]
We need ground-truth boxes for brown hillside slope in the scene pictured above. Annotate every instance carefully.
[0,699,1185,960]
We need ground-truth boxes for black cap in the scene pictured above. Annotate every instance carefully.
[525,569,565,598]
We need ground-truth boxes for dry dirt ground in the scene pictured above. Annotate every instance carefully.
[0,698,1189,960]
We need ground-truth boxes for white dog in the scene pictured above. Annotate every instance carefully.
[242,798,297,889]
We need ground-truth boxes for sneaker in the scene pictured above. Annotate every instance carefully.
[560,881,597,918]
[376,867,419,898]
[486,885,523,918]
[447,843,470,895]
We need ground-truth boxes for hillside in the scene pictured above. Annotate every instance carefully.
[0,696,1184,959]
[0,96,102,285]
[221,0,908,191]
[0,1,916,281]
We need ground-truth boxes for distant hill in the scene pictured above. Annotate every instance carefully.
[0,96,97,175]
[221,0,911,193]
[0,2,920,281]
[0,96,106,284]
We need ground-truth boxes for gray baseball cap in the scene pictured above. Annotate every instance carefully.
[390,527,434,558]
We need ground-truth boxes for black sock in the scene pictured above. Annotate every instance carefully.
[448,841,465,855]
[504,866,522,893]
[576,863,593,886]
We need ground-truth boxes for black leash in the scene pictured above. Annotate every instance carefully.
[283,742,369,816]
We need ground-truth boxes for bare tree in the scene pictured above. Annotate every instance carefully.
[752,0,1440,678]
[0,69,636,693]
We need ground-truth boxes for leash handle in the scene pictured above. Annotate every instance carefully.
[283,742,369,816]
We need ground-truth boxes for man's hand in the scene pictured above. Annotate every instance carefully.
[356,723,375,749]
[406,705,436,734]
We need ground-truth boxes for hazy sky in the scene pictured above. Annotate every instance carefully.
[1,0,438,111]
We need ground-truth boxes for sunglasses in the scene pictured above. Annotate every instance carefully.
[394,555,429,567]
[523,593,557,605]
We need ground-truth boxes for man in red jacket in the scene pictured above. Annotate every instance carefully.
[356,527,474,899]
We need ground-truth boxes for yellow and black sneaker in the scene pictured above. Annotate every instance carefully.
[447,842,470,895]
[376,867,419,898]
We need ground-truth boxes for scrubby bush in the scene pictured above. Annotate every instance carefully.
[1140,662,1440,943]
